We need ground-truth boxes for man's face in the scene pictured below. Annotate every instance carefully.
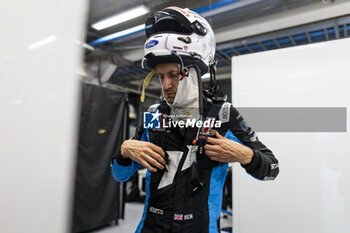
[156,63,180,104]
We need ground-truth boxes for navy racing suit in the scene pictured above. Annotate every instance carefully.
[111,99,279,233]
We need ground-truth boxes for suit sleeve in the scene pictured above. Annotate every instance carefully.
[228,105,279,181]
[110,126,147,182]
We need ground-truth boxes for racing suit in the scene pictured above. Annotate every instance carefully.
[111,99,279,233]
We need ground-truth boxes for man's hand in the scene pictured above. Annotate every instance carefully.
[121,140,166,172]
[204,131,254,164]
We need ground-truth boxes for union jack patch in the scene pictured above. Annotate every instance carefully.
[174,214,183,221]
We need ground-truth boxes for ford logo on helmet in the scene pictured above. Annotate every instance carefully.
[145,40,159,49]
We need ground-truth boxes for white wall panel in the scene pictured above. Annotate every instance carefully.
[0,1,87,233]
[231,38,350,233]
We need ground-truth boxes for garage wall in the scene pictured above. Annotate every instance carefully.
[0,1,87,233]
[231,38,350,233]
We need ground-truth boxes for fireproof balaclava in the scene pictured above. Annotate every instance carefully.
[162,66,200,122]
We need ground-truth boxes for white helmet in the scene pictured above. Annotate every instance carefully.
[143,6,216,76]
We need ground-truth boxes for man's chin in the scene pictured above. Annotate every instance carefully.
[166,97,174,104]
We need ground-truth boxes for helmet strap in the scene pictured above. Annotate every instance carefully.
[209,63,216,89]
[204,62,227,102]
[171,51,187,76]
[209,63,218,95]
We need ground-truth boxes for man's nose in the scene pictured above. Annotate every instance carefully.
[162,76,173,90]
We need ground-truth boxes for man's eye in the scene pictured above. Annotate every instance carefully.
[169,73,178,78]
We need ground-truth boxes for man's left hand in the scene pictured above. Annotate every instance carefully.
[204,131,254,164]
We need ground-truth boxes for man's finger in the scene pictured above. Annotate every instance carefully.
[205,150,219,157]
[139,159,157,173]
[143,154,164,170]
[206,136,220,145]
[146,148,166,165]
[148,142,166,157]
[207,155,223,162]
[215,131,225,139]
[209,155,234,163]
[204,144,218,151]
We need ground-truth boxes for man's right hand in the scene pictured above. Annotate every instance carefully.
[120,140,166,173]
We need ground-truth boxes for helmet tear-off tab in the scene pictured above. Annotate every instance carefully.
[140,67,157,103]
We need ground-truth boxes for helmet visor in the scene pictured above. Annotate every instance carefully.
[145,11,193,38]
